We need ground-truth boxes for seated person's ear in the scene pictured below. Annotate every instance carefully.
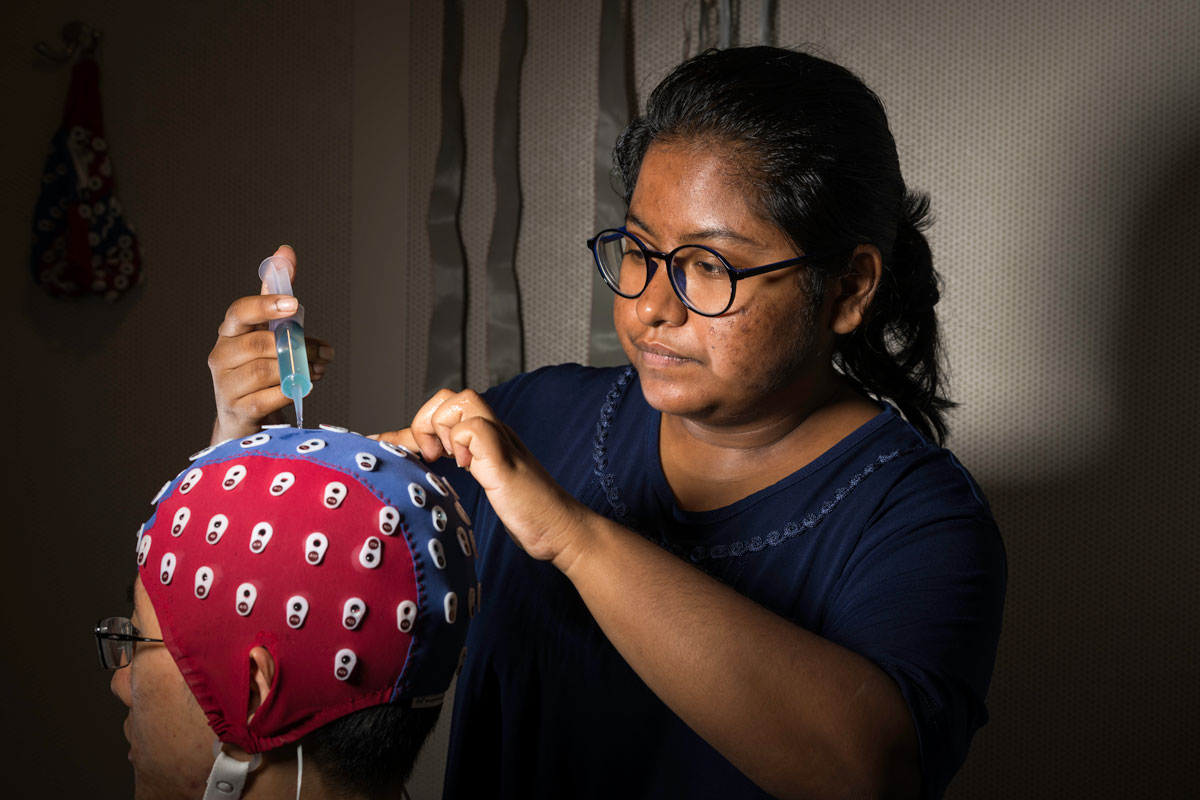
[830,244,882,335]
[247,646,276,722]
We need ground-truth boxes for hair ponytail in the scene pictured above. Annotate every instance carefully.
[835,192,955,444]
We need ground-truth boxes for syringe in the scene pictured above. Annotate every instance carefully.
[258,256,312,428]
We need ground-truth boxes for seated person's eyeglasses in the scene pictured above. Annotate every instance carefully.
[587,227,821,317]
[95,616,164,670]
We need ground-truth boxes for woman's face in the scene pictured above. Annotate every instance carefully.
[110,577,215,799]
[616,143,833,426]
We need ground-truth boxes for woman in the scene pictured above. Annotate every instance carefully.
[208,47,1004,799]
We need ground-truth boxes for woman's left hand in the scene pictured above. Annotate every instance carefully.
[373,389,589,567]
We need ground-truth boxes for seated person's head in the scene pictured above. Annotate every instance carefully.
[100,427,479,799]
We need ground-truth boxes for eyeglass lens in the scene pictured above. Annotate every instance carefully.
[594,231,732,315]
[96,616,134,669]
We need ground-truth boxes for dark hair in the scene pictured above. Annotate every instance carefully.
[613,46,955,443]
[303,703,441,798]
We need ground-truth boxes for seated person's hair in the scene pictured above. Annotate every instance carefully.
[305,703,442,794]
[128,426,478,798]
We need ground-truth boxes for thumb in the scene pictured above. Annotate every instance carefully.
[260,245,297,295]
[448,419,511,486]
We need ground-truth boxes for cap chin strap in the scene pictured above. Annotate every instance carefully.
[203,740,263,800]
[199,741,302,800]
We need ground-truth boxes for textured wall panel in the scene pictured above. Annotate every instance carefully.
[517,0,601,371]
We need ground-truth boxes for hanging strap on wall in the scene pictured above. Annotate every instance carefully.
[693,0,740,54]
[589,0,633,368]
[426,0,468,394]
[759,0,776,45]
[485,0,527,386]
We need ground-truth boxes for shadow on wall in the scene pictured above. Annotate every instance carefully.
[22,280,145,355]
[950,129,1200,795]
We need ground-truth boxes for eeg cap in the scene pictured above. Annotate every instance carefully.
[136,425,479,754]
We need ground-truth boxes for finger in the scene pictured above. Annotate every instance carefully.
[208,330,279,376]
[259,245,297,295]
[446,416,511,479]
[428,389,494,457]
[218,294,301,339]
[410,389,461,461]
[451,438,474,472]
[225,384,296,426]
[444,417,572,560]
[305,338,335,378]
[214,357,284,403]
[369,428,422,455]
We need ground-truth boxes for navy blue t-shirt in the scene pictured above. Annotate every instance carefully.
[443,364,1005,799]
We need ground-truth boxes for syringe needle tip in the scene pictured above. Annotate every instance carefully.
[293,392,304,430]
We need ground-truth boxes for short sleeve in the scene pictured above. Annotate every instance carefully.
[822,505,1006,799]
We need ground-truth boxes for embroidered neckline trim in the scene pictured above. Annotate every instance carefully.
[589,368,909,563]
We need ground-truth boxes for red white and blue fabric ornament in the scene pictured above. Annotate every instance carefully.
[136,424,479,755]
[31,55,143,300]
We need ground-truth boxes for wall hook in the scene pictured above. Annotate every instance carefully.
[34,21,103,65]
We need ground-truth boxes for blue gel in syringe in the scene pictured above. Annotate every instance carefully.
[258,256,312,427]
[275,318,312,410]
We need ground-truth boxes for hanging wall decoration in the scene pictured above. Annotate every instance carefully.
[31,23,144,301]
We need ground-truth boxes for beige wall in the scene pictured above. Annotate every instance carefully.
[4,1,1198,797]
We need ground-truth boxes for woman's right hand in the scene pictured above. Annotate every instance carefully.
[207,246,334,445]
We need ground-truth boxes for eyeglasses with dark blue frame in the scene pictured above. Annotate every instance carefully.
[587,226,820,316]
